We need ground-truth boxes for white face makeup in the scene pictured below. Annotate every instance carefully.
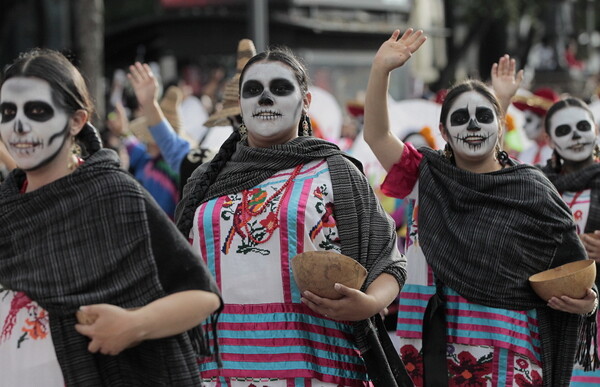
[240,62,304,138]
[549,106,596,162]
[445,91,499,159]
[522,110,543,140]
[0,77,70,171]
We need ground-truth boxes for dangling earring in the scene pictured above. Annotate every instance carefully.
[302,115,309,136]
[443,144,453,160]
[238,120,247,142]
[594,144,600,160]
[67,137,82,170]
[495,144,509,167]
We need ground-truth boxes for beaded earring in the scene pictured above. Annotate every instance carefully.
[302,115,309,136]
[67,137,82,170]
[239,121,247,142]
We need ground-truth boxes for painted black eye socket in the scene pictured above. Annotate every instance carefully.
[475,107,494,124]
[25,101,54,122]
[576,120,592,132]
[270,79,295,96]
[554,124,572,137]
[450,109,469,126]
[0,102,16,123]
[241,80,264,98]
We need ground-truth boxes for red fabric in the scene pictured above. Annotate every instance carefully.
[380,142,423,199]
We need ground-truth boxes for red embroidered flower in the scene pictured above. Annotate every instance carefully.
[516,358,529,370]
[448,351,492,386]
[515,370,542,387]
[260,212,279,233]
[400,344,423,386]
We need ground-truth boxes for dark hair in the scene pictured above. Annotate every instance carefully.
[1,48,102,154]
[238,47,313,137]
[544,97,594,172]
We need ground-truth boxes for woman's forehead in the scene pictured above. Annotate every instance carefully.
[449,90,494,111]
[1,77,53,103]
[242,61,296,84]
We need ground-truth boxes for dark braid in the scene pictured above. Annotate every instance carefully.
[76,123,103,157]
[176,130,241,236]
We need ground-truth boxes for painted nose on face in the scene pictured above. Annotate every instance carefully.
[467,118,480,131]
[14,119,27,134]
[572,129,581,140]
[258,91,274,106]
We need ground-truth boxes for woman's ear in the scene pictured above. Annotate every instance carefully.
[304,91,312,111]
[70,109,88,136]
[439,122,449,143]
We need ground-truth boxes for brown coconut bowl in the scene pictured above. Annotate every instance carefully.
[529,260,596,302]
[291,251,368,299]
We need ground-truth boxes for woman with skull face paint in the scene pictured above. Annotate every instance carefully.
[175,47,411,386]
[0,49,222,386]
[539,97,600,385]
[364,29,596,386]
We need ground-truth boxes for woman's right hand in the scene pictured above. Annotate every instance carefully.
[372,28,426,75]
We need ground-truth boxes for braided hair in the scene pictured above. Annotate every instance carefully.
[176,130,241,235]
[1,48,102,156]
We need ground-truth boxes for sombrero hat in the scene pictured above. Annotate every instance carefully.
[129,85,185,145]
[204,39,257,127]
[512,87,559,117]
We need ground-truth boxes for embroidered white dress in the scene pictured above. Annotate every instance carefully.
[0,286,64,387]
[191,160,370,387]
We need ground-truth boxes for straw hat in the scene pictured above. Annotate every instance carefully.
[129,85,185,145]
[204,39,257,128]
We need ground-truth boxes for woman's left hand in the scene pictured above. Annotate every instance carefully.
[74,304,142,356]
[301,284,382,321]
[547,288,598,315]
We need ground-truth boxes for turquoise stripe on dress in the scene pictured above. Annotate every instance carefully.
[200,360,367,379]
[202,199,218,276]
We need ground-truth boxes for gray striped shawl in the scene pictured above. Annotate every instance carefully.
[176,136,410,385]
[419,147,587,386]
[0,149,216,386]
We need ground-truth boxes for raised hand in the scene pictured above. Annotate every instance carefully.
[372,28,427,75]
[128,62,159,111]
[127,62,164,126]
[491,54,524,114]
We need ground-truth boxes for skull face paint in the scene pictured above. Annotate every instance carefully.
[445,91,499,159]
[240,62,304,138]
[549,106,596,162]
[522,110,543,140]
[0,77,70,171]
